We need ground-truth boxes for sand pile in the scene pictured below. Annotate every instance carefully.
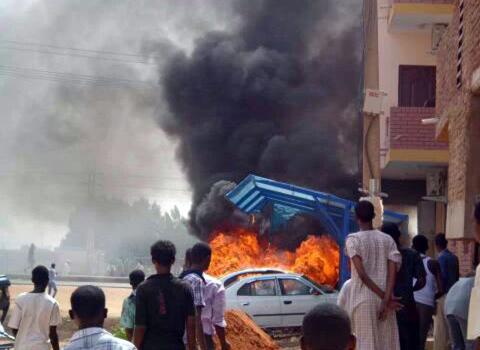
[220,310,279,350]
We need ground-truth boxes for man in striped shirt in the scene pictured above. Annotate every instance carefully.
[181,243,213,350]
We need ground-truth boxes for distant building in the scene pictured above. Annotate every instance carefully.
[362,0,454,240]
[436,0,480,274]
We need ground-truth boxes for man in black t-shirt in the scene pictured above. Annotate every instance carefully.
[382,222,426,350]
[133,240,196,350]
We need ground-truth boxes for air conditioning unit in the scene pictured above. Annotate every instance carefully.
[426,171,446,197]
[432,24,448,52]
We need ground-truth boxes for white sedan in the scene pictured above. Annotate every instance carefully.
[222,268,338,329]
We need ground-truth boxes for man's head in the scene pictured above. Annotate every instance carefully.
[69,285,107,328]
[51,263,56,269]
[129,269,145,290]
[184,248,192,270]
[355,200,375,225]
[434,233,448,252]
[150,240,176,271]
[381,222,401,246]
[190,242,212,271]
[301,303,355,350]
[474,201,480,244]
[31,265,49,289]
[412,234,429,254]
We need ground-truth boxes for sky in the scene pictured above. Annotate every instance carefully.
[0,0,361,249]
[0,0,238,248]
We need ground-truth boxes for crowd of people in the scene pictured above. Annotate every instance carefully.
[337,200,480,350]
[3,200,480,350]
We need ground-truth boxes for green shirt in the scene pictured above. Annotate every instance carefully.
[120,294,135,330]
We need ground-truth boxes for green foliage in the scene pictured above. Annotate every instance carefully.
[111,326,128,340]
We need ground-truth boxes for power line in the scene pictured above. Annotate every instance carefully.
[0,64,156,87]
[0,45,157,65]
[0,39,161,60]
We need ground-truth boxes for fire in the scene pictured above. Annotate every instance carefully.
[208,228,340,286]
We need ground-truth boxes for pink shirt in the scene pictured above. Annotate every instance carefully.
[201,274,227,335]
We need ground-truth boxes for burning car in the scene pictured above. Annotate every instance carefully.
[222,268,337,329]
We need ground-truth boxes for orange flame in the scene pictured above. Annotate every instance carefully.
[208,228,340,286]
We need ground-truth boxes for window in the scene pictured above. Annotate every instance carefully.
[398,65,436,107]
[279,279,313,296]
[237,283,252,296]
[237,279,277,296]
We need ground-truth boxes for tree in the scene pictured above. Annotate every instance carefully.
[60,196,197,273]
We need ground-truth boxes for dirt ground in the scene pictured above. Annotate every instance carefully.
[10,284,131,318]
[8,284,300,349]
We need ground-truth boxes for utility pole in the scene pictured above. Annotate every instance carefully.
[86,171,97,275]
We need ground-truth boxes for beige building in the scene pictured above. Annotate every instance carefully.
[362,0,454,239]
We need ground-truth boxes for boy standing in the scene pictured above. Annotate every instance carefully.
[120,269,145,341]
[8,265,61,350]
[64,285,135,350]
[133,240,196,350]
[48,263,58,298]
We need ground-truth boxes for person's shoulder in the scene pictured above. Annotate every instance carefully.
[204,273,222,285]
[346,232,361,243]
[43,293,59,305]
[347,232,361,239]
[174,276,192,289]
[111,336,136,349]
[376,230,396,243]
[401,247,418,257]
[14,292,29,302]
[101,332,136,349]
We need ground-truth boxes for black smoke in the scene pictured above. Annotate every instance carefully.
[159,0,362,239]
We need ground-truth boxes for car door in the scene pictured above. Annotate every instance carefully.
[278,277,325,327]
[235,277,282,328]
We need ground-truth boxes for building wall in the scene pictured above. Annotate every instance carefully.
[436,0,480,273]
[377,0,437,168]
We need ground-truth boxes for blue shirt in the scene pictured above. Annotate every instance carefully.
[63,327,136,350]
[438,249,460,293]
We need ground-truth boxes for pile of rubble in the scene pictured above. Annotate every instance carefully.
[220,310,279,350]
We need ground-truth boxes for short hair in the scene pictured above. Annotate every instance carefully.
[435,233,448,249]
[355,201,375,223]
[129,269,145,288]
[32,265,49,286]
[51,263,56,268]
[475,202,480,224]
[303,303,352,350]
[381,222,401,245]
[71,285,105,320]
[150,240,176,266]
[190,242,212,264]
[412,234,429,254]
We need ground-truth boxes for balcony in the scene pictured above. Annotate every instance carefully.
[389,0,454,32]
[384,107,449,178]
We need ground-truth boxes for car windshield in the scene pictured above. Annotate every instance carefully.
[301,275,336,294]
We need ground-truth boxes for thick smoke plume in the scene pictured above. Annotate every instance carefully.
[159,0,362,239]
[0,0,233,247]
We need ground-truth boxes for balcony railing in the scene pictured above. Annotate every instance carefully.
[389,107,448,151]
